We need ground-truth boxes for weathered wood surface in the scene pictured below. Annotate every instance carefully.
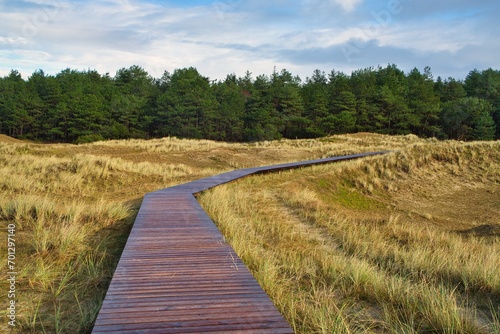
[92,152,387,333]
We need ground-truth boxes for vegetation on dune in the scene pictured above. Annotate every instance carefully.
[0,133,399,333]
[198,139,500,333]
[1,65,499,143]
[0,136,241,333]
[0,133,498,333]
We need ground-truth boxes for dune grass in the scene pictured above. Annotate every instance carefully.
[0,133,498,333]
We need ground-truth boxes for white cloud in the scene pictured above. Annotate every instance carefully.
[333,0,363,12]
[377,21,481,53]
[0,36,30,46]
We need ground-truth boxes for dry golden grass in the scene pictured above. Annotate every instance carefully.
[0,133,498,333]
[198,139,500,333]
[0,134,24,143]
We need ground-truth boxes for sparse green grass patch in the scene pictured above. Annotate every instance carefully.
[329,183,384,210]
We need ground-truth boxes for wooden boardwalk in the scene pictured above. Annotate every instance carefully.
[92,152,387,333]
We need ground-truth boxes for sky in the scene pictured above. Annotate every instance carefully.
[1,0,499,81]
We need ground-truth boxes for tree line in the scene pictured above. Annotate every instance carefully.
[0,64,498,143]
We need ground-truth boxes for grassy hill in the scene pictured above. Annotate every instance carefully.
[0,134,24,143]
[0,134,498,333]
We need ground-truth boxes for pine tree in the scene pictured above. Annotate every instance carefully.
[441,97,495,140]
[406,67,441,137]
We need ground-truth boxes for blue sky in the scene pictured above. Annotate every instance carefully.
[1,0,499,81]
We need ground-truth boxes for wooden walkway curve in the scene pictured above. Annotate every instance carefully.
[92,152,387,333]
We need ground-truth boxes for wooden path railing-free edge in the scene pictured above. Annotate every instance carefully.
[92,151,389,333]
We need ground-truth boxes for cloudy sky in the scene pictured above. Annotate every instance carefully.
[1,0,499,81]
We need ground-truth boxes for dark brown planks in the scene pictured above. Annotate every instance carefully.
[92,151,388,333]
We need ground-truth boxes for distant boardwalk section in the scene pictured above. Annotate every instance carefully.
[92,152,387,333]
